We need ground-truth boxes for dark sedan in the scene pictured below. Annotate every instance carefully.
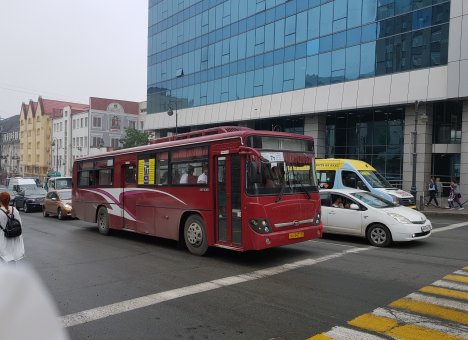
[15,188,47,212]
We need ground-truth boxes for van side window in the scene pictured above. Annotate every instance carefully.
[317,170,335,189]
[342,171,358,188]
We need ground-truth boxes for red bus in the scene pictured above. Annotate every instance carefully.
[72,127,322,255]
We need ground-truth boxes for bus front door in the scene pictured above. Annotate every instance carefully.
[216,155,242,246]
[121,163,137,231]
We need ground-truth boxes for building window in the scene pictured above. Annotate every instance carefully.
[93,117,102,128]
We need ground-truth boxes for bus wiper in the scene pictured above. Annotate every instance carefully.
[297,178,311,199]
[275,180,286,203]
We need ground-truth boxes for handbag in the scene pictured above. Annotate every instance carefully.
[0,209,22,238]
[458,193,462,198]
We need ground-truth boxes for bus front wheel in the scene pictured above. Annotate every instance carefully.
[184,215,208,256]
[97,207,111,235]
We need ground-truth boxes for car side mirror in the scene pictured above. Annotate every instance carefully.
[52,198,57,201]
[349,203,360,210]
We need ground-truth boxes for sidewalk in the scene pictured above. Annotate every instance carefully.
[418,201,468,217]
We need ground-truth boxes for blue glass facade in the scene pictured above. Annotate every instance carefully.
[147,0,450,114]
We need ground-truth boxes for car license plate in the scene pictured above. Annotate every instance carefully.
[289,232,304,239]
[421,224,432,232]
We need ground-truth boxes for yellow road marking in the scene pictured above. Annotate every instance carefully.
[349,313,397,332]
[420,286,468,301]
[349,313,465,340]
[444,274,468,284]
[387,324,463,340]
[389,298,468,325]
[307,334,334,340]
[463,266,468,271]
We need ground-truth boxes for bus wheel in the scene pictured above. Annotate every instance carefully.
[367,223,392,247]
[184,215,208,256]
[97,207,111,235]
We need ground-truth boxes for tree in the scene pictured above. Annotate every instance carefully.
[120,128,149,149]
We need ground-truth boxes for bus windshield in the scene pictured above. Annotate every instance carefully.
[358,170,392,188]
[245,136,318,196]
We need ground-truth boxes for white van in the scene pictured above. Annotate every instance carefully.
[7,178,38,193]
[46,177,72,191]
[316,159,416,208]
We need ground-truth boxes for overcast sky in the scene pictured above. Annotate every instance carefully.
[0,0,148,119]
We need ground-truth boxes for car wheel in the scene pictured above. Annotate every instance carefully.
[367,223,392,247]
[57,208,63,220]
[24,203,29,213]
[97,206,111,235]
[43,207,49,217]
[184,215,208,256]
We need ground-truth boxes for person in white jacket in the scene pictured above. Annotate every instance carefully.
[0,191,24,264]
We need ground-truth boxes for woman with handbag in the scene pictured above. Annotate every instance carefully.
[450,180,464,210]
[0,191,25,263]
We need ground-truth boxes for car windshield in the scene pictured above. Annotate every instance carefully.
[58,191,72,200]
[55,178,72,189]
[358,170,392,188]
[350,191,395,208]
[23,188,47,196]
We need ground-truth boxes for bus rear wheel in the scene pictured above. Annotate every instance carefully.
[97,207,111,235]
[184,215,208,256]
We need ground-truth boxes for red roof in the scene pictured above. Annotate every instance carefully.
[39,97,88,118]
[90,97,139,115]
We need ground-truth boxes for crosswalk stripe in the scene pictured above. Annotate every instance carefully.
[373,308,468,338]
[464,266,468,271]
[444,274,468,284]
[389,298,468,325]
[348,313,464,340]
[433,280,468,292]
[454,270,468,276]
[420,286,468,301]
[306,333,334,340]
[319,326,385,339]
[407,292,468,312]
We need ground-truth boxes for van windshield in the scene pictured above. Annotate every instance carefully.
[358,170,392,188]
[54,178,72,189]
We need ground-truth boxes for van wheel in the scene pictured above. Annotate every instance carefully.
[367,224,392,247]
[184,215,208,256]
[43,207,49,217]
[97,207,110,235]
[57,208,63,220]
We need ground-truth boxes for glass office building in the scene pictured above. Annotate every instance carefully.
[147,0,468,203]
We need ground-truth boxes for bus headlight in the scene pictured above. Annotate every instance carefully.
[249,218,272,234]
[313,211,321,225]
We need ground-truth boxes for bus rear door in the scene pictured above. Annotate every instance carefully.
[122,163,137,231]
[215,155,242,247]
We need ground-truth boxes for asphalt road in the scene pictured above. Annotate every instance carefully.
[16,211,468,339]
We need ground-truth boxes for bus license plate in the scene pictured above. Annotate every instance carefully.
[289,232,304,239]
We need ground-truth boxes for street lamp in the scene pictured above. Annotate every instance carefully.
[167,101,178,135]
[51,137,59,172]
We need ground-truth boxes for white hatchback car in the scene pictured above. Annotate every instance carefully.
[320,189,432,247]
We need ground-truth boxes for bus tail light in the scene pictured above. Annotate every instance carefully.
[249,218,272,234]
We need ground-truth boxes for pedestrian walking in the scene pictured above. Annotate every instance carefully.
[0,191,25,264]
[426,177,439,207]
[447,179,463,210]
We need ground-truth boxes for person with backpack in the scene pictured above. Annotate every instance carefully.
[0,191,25,263]
[426,177,439,207]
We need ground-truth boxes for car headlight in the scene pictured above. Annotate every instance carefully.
[64,204,72,209]
[387,212,411,224]
[390,196,400,205]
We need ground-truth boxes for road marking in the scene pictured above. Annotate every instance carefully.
[433,279,468,292]
[348,313,462,340]
[455,270,468,276]
[373,307,468,338]
[308,326,386,339]
[420,286,468,301]
[309,267,468,339]
[61,246,371,328]
[432,222,468,233]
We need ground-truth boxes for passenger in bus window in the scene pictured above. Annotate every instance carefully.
[180,165,196,184]
[160,171,168,185]
[197,165,208,184]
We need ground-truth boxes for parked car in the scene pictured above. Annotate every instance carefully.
[42,189,73,220]
[320,188,432,247]
[15,188,47,212]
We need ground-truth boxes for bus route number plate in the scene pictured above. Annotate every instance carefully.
[288,232,304,239]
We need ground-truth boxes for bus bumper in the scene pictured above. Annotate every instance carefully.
[249,225,323,250]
